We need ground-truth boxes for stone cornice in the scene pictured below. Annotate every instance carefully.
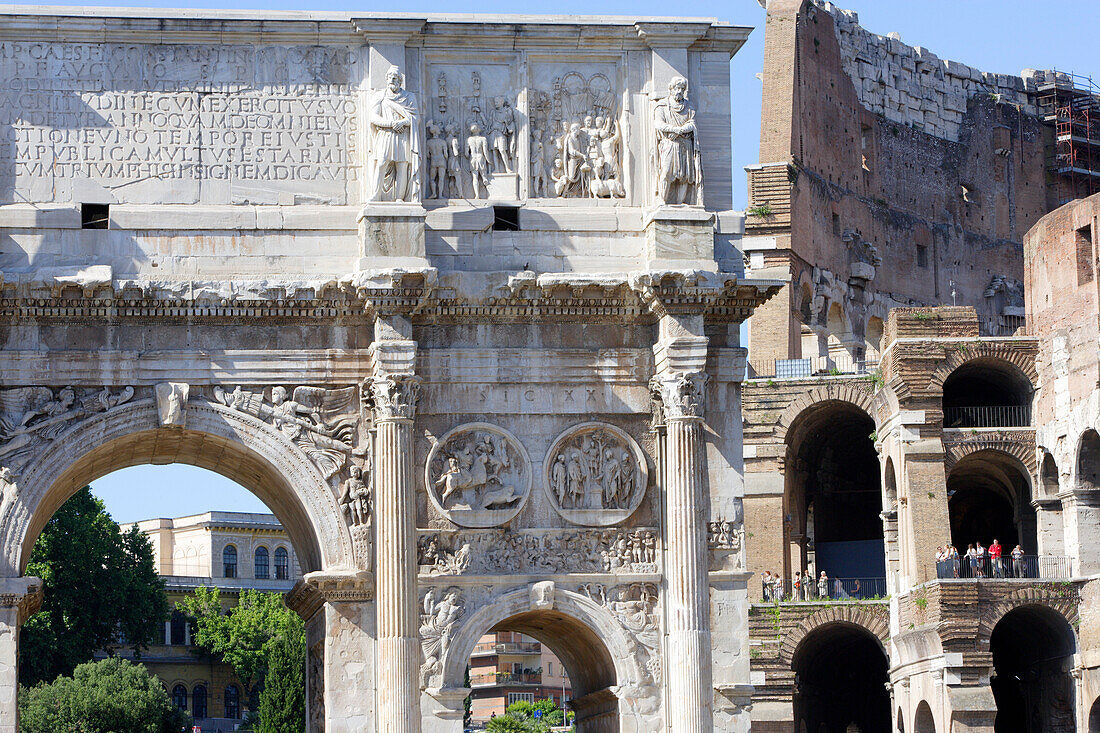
[285,570,373,620]
[0,576,43,625]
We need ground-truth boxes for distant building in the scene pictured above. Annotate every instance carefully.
[113,512,302,732]
[468,631,571,726]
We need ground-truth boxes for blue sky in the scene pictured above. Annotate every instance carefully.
[84,0,1098,522]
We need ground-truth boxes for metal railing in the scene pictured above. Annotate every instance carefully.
[942,404,1030,428]
[936,554,1071,580]
[470,672,543,687]
[977,314,1026,337]
[471,641,541,655]
[749,356,879,380]
[758,577,888,602]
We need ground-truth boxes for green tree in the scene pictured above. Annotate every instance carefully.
[256,626,305,733]
[178,586,304,720]
[20,488,169,686]
[486,698,566,733]
[19,657,190,733]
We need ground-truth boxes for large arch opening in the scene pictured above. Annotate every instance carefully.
[947,451,1037,568]
[791,622,890,733]
[914,700,935,733]
[463,609,621,732]
[1078,429,1100,489]
[786,401,884,586]
[990,605,1076,733]
[1089,696,1100,733]
[942,359,1032,428]
[1041,453,1061,498]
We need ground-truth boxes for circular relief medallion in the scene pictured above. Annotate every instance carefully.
[544,422,649,526]
[425,422,532,528]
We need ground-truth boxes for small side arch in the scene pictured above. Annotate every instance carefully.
[775,384,877,442]
[779,605,890,664]
[1077,429,1100,490]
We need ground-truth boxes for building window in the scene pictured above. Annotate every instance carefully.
[275,547,289,580]
[223,545,238,578]
[225,685,241,719]
[916,245,929,269]
[254,546,269,579]
[507,692,535,706]
[170,611,187,646]
[192,685,207,719]
[172,685,188,711]
[1078,224,1094,286]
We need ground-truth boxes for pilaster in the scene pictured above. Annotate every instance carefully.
[0,578,42,733]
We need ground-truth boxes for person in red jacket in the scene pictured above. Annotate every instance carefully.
[989,538,1003,578]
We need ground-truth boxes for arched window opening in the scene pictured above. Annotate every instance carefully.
[170,610,188,646]
[948,451,1037,571]
[865,316,885,363]
[172,684,188,711]
[275,546,289,580]
[1041,453,1060,497]
[192,685,207,719]
[223,545,238,578]
[792,623,890,733]
[942,359,1032,428]
[1078,430,1100,489]
[786,402,884,588]
[897,706,905,733]
[914,700,935,733]
[224,684,241,719]
[990,606,1076,733]
[254,546,269,579]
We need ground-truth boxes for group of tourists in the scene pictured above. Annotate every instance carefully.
[935,539,1027,578]
[761,569,861,601]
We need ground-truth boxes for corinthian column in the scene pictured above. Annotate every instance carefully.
[0,577,42,733]
[368,356,421,733]
[653,334,713,733]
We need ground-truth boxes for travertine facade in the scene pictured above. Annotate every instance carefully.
[0,7,778,733]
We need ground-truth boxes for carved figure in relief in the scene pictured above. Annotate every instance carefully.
[0,466,18,527]
[0,386,135,474]
[155,382,188,427]
[214,385,359,479]
[339,465,372,527]
[466,124,492,198]
[488,96,516,174]
[653,75,702,205]
[432,432,521,512]
[425,121,449,200]
[444,123,465,198]
[419,588,463,687]
[367,65,420,202]
[554,430,640,511]
[531,127,549,198]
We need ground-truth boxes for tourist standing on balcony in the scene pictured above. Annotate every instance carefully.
[990,539,1003,578]
[792,571,802,601]
[975,542,987,578]
[772,572,784,601]
[1011,545,1025,578]
[761,570,772,601]
[966,544,978,578]
[949,545,960,578]
[817,571,829,599]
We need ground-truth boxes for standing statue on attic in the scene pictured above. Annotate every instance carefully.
[653,75,703,205]
[368,65,420,202]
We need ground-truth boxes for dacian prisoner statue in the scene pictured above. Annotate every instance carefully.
[368,65,420,202]
[653,75,703,205]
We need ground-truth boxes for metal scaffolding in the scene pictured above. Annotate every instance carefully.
[1035,71,1100,205]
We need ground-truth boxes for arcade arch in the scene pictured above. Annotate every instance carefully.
[914,700,935,733]
[1089,696,1100,733]
[947,450,1036,558]
[784,400,884,580]
[1078,429,1100,489]
[791,622,890,733]
[941,359,1032,428]
[440,585,656,733]
[989,605,1076,733]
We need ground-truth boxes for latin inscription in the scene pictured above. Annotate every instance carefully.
[0,42,361,205]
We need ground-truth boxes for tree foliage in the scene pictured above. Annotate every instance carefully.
[486,698,567,732]
[21,488,169,686]
[256,627,305,733]
[178,586,304,722]
[19,657,190,733]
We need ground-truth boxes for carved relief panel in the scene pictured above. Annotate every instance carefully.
[424,423,531,528]
[423,58,520,201]
[529,59,627,201]
[544,422,648,526]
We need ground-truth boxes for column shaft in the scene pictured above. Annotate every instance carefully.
[375,417,420,732]
[664,416,713,733]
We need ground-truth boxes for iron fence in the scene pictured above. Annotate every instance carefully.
[758,577,887,602]
[935,554,1071,580]
[749,356,879,379]
[977,314,1026,337]
[942,404,1030,428]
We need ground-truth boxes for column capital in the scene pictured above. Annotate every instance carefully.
[285,570,374,621]
[0,576,43,625]
[365,338,420,421]
[650,371,708,421]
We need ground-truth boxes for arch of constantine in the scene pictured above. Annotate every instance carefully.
[0,8,775,733]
